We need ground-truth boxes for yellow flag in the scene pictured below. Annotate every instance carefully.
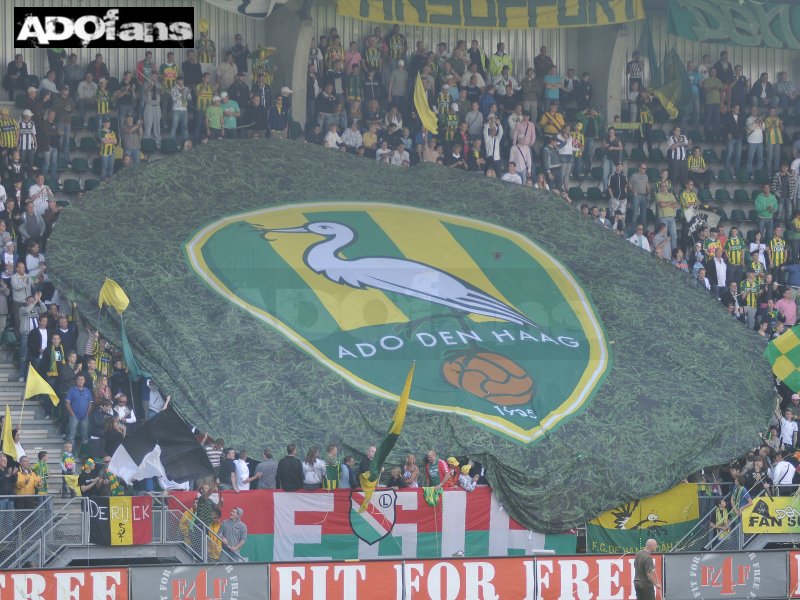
[2,405,16,461]
[98,278,130,314]
[25,365,60,406]
[63,475,82,497]
[199,18,210,34]
[413,74,438,135]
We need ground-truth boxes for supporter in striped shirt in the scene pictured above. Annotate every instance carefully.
[95,78,111,122]
[768,225,789,275]
[205,438,225,474]
[687,146,712,189]
[17,109,36,178]
[195,73,214,142]
[98,118,116,181]
[739,270,759,329]
[0,108,18,155]
[724,226,746,286]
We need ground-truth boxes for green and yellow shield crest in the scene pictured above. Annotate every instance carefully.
[185,202,611,443]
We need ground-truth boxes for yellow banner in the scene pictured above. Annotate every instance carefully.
[742,496,800,533]
[336,0,644,29]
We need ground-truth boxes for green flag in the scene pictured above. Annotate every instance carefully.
[121,317,151,380]
[765,325,800,391]
[636,20,660,89]
[652,48,691,120]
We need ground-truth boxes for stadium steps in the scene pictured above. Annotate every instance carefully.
[0,347,72,499]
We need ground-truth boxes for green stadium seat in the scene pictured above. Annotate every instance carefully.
[715,189,731,202]
[70,115,84,130]
[160,138,179,153]
[646,167,660,181]
[698,188,712,202]
[717,169,734,182]
[649,148,664,162]
[141,138,158,155]
[686,129,702,143]
[83,178,100,191]
[736,170,752,182]
[716,209,728,222]
[731,209,747,222]
[45,176,60,190]
[651,129,667,143]
[755,168,770,184]
[62,178,81,194]
[733,189,750,203]
[629,148,646,163]
[748,209,758,221]
[751,189,761,202]
[70,137,79,151]
[590,166,604,181]
[72,157,89,172]
[87,116,100,133]
[79,137,98,153]
[586,187,605,201]
[568,187,585,201]
[57,156,69,171]
[703,149,719,163]
[33,155,44,170]
[91,158,101,174]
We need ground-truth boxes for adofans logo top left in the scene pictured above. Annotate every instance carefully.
[15,8,194,48]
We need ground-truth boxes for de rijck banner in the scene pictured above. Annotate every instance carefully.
[336,0,644,29]
[669,0,800,50]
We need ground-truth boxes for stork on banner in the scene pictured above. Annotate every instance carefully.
[349,489,397,545]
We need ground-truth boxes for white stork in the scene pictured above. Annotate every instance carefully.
[262,221,536,327]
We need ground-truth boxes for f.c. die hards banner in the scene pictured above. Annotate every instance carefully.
[336,0,644,29]
[586,483,700,554]
[48,140,773,532]
[669,0,800,50]
[170,488,577,562]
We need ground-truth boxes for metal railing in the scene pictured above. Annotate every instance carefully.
[671,485,770,553]
[0,493,244,567]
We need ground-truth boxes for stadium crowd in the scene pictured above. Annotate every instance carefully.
[0,29,800,540]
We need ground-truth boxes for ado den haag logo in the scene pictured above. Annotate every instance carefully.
[185,203,611,442]
[14,8,193,48]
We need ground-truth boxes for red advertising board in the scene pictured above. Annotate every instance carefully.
[269,557,529,599]
[789,551,800,597]
[0,568,128,600]
[536,555,663,600]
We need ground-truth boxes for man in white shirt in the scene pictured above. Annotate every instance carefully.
[501,162,522,184]
[628,224,651,251]
[745,106,764,177]
[776,397,799,449]
[708,248,728,299]
[769,448,797,496]
[76,73,97,125]
[28,175,54,216]
[389,143,409,166]
[234,449,260,491]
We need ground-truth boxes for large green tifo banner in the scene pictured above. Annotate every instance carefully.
[669,0,800,50]
[48,141,772,531]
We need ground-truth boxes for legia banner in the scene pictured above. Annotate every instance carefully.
[336,0,644,29]
[48,140,773,531]
[170,488,576,562]
[586,483,700,554]
[669,0,800,50]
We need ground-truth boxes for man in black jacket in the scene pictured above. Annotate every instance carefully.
[276,444,303,491]
[751,73,777,109]
[723,103,745,174]
[242,95,268,138]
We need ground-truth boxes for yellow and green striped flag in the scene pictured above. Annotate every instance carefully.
[765,326,800,390]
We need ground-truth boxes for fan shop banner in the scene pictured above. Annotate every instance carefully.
[743,496,800,533]
[130,564,268,600]
[336,0,644,29]
[664,552,787,600]
[586,483,700,553]
[0,568,128,599]
[170,488,576,562]
[88,496,153,546]
[669,0,800,50]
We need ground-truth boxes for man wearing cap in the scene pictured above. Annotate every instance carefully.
[388,59,409,114]
[279,86,293,116]
[95,77,111,125]
[17,109,37,178]
[98,118,117,181]
[220,507,248,559]
[220,92,240,138]
[22,86,42,128]
[444,102,460,145]
[205,96,224,140]
[268,96,289,139]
